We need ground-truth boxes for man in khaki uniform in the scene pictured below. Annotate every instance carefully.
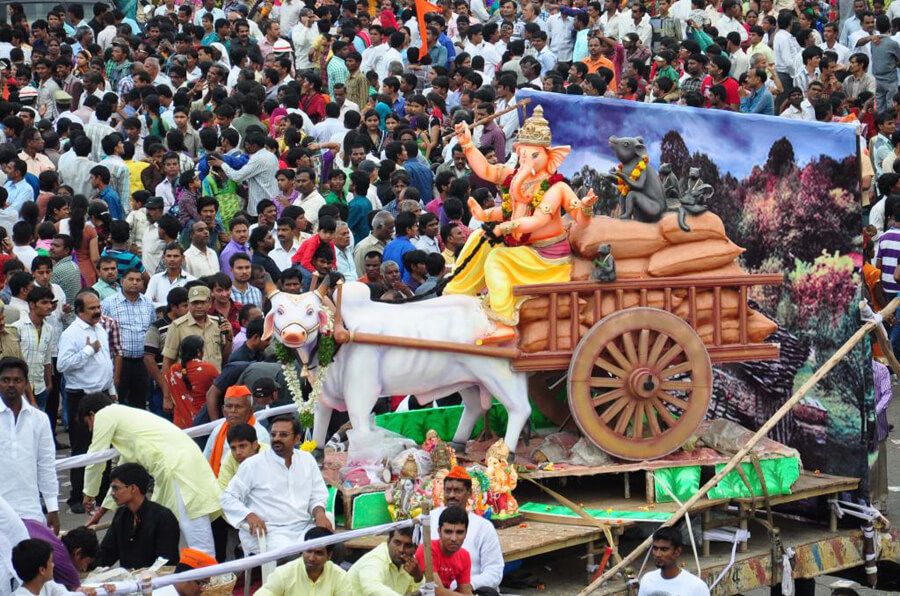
[161,285,233,412]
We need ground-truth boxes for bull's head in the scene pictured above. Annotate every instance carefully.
[262,290,331,357]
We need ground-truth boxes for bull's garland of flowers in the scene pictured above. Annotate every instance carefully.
[273,305,336,429]
[499,171,565,217]
[616,155,649,196]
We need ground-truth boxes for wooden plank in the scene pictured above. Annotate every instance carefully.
[512,274,784,296]
[712,287,722,346]
[739,286,749,344]
[571,291,580,347]
[549,293,558,352]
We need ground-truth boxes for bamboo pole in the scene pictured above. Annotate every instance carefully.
[441,98,532,141]
[579,297,900,595]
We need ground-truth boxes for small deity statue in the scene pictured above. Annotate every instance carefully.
[422,429,440,453]
[591,244,616,282]
[467,466,492,517]
[430,468,450,509]
[386,454,423,521]
[485,439,519,517]
[430,433,458,472]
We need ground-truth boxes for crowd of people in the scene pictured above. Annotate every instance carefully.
[0,0,877,593]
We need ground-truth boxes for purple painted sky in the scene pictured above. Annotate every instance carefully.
[517,90,858,179]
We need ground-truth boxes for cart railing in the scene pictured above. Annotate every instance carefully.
[512,274,783,372]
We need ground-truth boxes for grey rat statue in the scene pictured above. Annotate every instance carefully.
[605,136,667,223]
[591,244,616,282]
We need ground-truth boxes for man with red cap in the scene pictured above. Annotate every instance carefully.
[429,466,503,595]
[203,385,270,477]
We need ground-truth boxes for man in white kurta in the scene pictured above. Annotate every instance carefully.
[221,415,331,555]
[429,466,503,592]
[80,398,221,556]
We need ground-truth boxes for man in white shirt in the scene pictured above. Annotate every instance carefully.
[292,168,327,228]
[773,13,801,95]
[270,217,301,271]
[141,198,167,275]
[495,75,520,146]
[146,243,195,307]
[333,221,358,279]
[221,415,332,554]
[546,4,575,62]
[841,0,867,47]
[208,132,279,217]
[820,22,851,65]
[464,25,503,83]
[183,221,220,278]
[12,222,37,270]
[638,527,710,596]
[0,358,59,533]
[619,3,653,49]
[291,9,318,71]
[361,24,389,75]
[717,0,748,42]
[56,289,114,513]
[429,466,503,592]
[598,0,623,39]
[377,32,406,82]
[311,102,345,142]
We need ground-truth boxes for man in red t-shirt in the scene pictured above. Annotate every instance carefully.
[414,505,474,595]
[706,54,741,110]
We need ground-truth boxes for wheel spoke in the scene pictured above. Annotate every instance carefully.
[591,388,626,407]
[659,380,693,392]
[590,376,624,388]
[646,403,662,436]
[600,396,630,423]
[622,331,639,365]
[638,329,650,364]
[658,391,690,411]
[594,356,628,379]
[661,361,694,379]
[633,402,645,438]
[649,397,679,427]
[614,401,636,435]
[605,341,632,371]
[655,344,683,370]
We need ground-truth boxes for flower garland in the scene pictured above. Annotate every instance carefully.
[499,171,566,217]
[273,304,336,429]
[615,155,649,196]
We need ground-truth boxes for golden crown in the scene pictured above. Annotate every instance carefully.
[516,105,552,146]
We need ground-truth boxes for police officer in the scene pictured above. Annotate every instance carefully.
[161,283,233,413]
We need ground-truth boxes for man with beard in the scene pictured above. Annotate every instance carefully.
[256,527,350,594]
[637,527,710,596]
[220,415,332,555]
[429,467,503,595]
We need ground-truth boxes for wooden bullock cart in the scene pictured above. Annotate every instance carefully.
[332,272,782,462]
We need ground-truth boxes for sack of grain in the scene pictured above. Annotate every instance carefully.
[648,239,745,277]
[672,289,741,323]
[659,211,728,244]
[519,319,589,353]
[696,310,777,344]
[519,295,588,323]
[569,216,668,259]
[570,257,593,281]
[582,289,682,325]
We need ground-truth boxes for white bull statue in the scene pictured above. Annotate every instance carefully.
[261,281,530,459]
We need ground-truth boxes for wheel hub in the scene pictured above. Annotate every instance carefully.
[628,367,659,399]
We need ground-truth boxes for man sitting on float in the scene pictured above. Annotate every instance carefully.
[446,106,596,344]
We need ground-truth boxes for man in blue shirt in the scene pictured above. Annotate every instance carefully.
[4,158,35,212]
[90,165,124,220]
[347,171,373,244]
[402,140,434,203]
[382,211,418,283]
[739,68,775,115]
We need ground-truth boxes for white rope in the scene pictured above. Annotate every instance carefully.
[54,404,302,470]
[702,527,751,590]
[654,477,701,576]
[88,518,415,595]
[829,499,889,525]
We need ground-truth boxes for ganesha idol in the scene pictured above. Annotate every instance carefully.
[446,105,597,344]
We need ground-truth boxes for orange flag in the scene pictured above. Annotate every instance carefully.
[416,0,443,60]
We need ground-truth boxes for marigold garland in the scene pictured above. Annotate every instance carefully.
[615,155,649,197]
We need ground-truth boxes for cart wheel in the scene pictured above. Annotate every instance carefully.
[567,308,712,461]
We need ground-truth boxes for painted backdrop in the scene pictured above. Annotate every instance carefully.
[517,90,871,490]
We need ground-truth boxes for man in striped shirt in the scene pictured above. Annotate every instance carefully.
[876,200,900,352]
[101,268,156,409]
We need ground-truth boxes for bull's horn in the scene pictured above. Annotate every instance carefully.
[264,278,279,298]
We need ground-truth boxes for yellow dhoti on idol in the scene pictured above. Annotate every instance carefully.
[445,229,572,325]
